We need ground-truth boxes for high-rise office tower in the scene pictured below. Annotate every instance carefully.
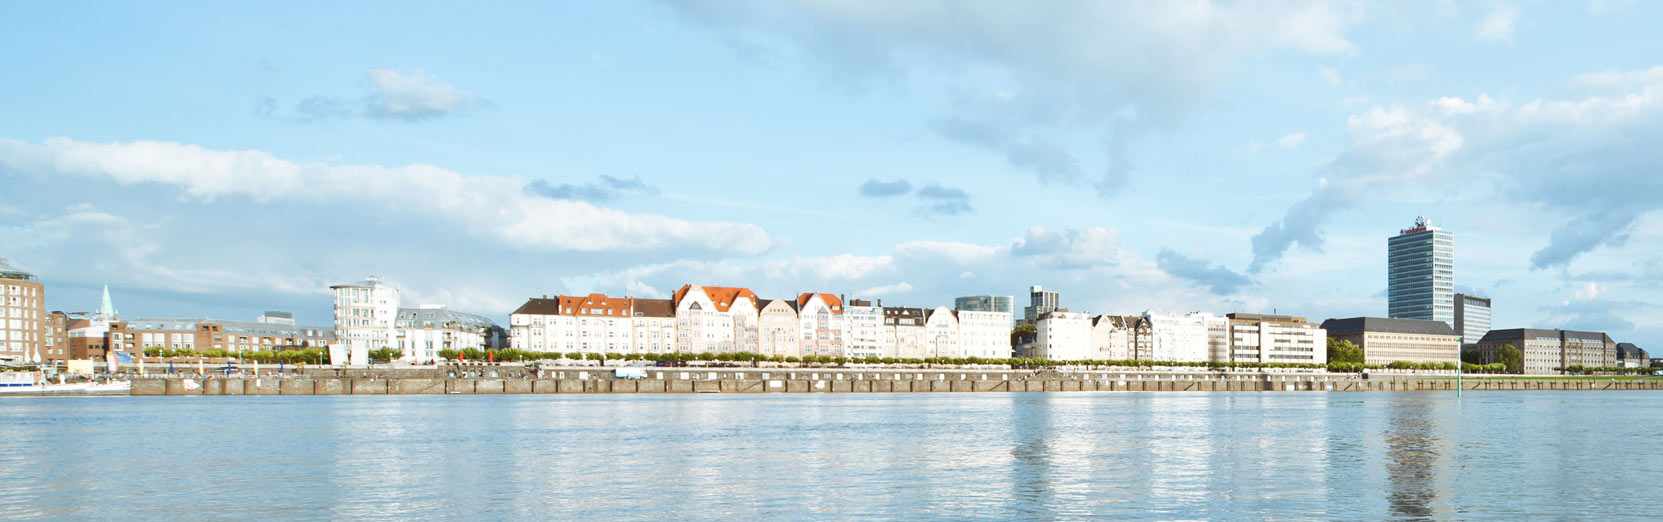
[1388,217,1455,327]
[1023,286,1060,323]
[1453,293,1492,348]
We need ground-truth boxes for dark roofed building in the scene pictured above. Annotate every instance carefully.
[1616,343,1648,368]
[1320,317,1460,366]
[1474,329,1618,375]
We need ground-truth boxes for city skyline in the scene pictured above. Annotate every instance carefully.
[4,2,1663,351]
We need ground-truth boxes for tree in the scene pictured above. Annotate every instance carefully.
[1010,323,1037,347]
[1327,338,1364,364]
[1499,343,1523,374]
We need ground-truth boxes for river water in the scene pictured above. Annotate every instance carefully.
[2,392,1659,520]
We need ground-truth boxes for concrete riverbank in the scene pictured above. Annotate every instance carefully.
[124,367,1663,396]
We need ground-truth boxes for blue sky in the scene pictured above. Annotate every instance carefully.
[3,1,1662,348]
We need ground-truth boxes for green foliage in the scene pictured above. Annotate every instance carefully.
[368,348,402,364]
[1327,338,1364,364]
[1499,344,1524,374]
[1462,362,1507,374]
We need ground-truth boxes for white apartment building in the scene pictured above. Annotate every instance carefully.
[630,299,676,355]
[797,292,845,357]
[757,299,800,357]
[956,309,1013,359]
[924,306,959,358]
[1035,311,1094,360]
[1143,312,1222,362]
[843,299,885,359]
[883,307,928,359]
[396,305,502,364]
[510,295,670,355]
[1091,315,1139,361]
[331,276,401,365]
[729,294,761,354]
[1225,313,1326,365]
[673,284,757,354]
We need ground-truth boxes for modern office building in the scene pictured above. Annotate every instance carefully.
[1023,286,1060,323]
[1388,217,1455,328]
[1225,313,1327,365]
[1453,293,1491,347]
[1321,317,1461,366]
[0,258,46,363]
[956,295,1015,327]
[843,299,886,359]
[1474,329,1618,374]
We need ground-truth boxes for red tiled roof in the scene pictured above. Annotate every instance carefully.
[796,292,844,313]
[673,284,758,313]
[563,293,633,317]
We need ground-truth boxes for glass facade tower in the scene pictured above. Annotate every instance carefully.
[1388,217,1455,327]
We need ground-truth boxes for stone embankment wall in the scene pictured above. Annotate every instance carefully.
[128,368,1663,396]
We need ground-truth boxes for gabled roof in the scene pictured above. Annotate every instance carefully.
[797,292,843,312]
[1321,317,1457,336]
[673,284,758,313]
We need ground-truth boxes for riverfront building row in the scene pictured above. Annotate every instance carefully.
[508,284,1014,360]
[1029,312,1328,365]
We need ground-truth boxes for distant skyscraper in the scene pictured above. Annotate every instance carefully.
[1388,217,1454,327]
[1023,286,1060,323]
[1453,293,1491,347]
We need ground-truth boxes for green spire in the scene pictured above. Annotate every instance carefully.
[100,285,119,319]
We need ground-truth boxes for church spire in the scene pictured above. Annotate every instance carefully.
[100,285,119,320]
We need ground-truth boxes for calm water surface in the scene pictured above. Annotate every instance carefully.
[2,392,1660,520]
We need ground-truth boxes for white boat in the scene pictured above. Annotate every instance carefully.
[0,373,131,396]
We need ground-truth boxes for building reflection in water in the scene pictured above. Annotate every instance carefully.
[1007,394,1056,519]
[1384,395,1451,520]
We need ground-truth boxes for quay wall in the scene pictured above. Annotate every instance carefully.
[126,368,1663,396]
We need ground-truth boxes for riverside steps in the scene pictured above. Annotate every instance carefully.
[126,366,1663,396]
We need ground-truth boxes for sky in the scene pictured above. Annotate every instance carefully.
[2,1,1662,348]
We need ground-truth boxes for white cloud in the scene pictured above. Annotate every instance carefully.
[1474,3,1518,43]
[672,1,1366,197]
[0,137,772,255]
[1009,226,1121,270]
[1277,131,1308,149]
[1252,65,1663,272]
[365,68,474,121]
[764,254,894,281]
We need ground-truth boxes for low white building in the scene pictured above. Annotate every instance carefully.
[924,307,959,358]
[396,305,503,364]
[1035,311,1094,360]
[843,299,885,359]
[1226,313,1326,365]
[883,307,928,359]
[1143,312,1223,363]
[955,309,1013,359]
